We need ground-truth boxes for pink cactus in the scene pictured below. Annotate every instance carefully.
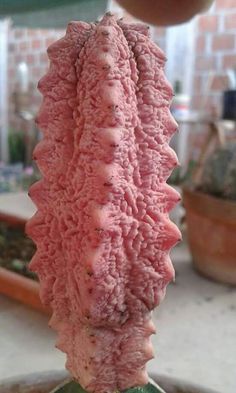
[26,13,181,393]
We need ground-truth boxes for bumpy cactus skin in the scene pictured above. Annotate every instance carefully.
[201,142,236,200]
[26,14,180,393]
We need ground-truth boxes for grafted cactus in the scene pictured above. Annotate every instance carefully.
[26,14,180,393]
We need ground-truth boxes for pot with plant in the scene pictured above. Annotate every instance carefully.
[183,140,236,285]
[0,220,50,315]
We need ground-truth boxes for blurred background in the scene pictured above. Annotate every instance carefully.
[0,1,236,393]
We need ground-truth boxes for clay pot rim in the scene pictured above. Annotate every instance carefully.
[183,187,236,225]
[183,187,236,207]
[0,267,50,315]
[0,370,220,393]
[150,373,220,393]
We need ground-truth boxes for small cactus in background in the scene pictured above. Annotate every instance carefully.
[200,142,236,201]
[224,149,236,200]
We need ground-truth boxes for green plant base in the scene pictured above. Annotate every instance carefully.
[50,380,166,393]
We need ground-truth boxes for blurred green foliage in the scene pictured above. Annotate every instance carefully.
[168,160,197,186]
[0,222,37,280]
[200,142,236,201]
[8,130,25,164]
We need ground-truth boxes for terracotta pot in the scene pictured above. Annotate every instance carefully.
[116,0,214,26]
[0,211,49,314]
[0,371,219,393]
[0,267,50,315]
[183,188,236,284]
[0,212,26,228]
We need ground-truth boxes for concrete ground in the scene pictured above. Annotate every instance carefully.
[1,243,236,392]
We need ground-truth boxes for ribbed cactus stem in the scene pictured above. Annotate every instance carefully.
[26,14,180,393]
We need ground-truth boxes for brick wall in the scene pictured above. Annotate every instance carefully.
[192,0,236,115]
[8,27,65,130]
[7,0,236,131]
